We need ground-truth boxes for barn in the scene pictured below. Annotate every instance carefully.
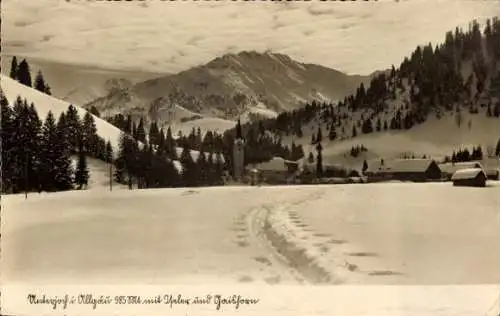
[251,157,300,185]
[451,168,487,187]
[438,161,484,180]
[365,159,442,182]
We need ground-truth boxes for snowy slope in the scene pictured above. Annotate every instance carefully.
[1,75,124,154]
[2,76,218,168]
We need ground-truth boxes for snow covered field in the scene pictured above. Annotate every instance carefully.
[2,183,500,315]
[3,183,499,284]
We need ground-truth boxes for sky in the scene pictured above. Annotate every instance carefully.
[2,0,499,75]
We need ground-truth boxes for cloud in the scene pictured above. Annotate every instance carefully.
[2,0,500,75]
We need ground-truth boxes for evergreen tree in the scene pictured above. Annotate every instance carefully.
[316,126,323,143]
[17,59,32,87]
[165,126,176,159]
[82,111,98,156]
[65,105,82,152]
[136,118,147,143]
[114,132,129,185]
[316,142,323,178]
[1,92,15,192]
[180,144,197,187]
[44,84,52,96]
[105,140,114,163]
[196,148,208,186]
[74,140,89,189]
[149,121,159,145]
[40,111,58,191]
[53,112,74,190]
[9,56,18,80]
[362,160,368,174]
[26,103,43,191]
[34,70,47,93]
[89,106,100,117]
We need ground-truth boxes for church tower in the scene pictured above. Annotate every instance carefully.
[233,118,245,181]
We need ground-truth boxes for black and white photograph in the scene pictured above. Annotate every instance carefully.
[1,0,500,315]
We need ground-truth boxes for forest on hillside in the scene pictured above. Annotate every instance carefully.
[1,92,112,193]
[221,18,500,172]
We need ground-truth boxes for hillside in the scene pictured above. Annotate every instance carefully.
[84,51,370,127]
[228,19,500,169]
[0,75,214,172]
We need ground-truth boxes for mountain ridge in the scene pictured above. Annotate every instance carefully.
[83,50,372,127]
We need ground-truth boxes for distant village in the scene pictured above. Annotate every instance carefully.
[236,146,500,188]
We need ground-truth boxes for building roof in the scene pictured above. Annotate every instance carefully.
[439,161,483,174]
[451,168,486,181]
[254,157,289,172]
[366,159,437,174]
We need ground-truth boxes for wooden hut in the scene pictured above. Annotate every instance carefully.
[438,161,483,180]
[365,159,442,182]
[451,168,487,187]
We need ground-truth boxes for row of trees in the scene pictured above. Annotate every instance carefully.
[443,146,485,163]
[113,131,226,189]
[1,92,112,193]
[9,56,52,95]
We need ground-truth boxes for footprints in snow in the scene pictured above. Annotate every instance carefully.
[285,211,402,280]
[231,211,282,285]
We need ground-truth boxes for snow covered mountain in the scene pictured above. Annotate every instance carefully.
[84,51,370,125]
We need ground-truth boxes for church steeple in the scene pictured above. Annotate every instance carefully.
[233,117,245,182]
[235,117,243,140]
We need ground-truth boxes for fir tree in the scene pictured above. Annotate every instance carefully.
[316,126,323,143]
[89,106,100,117]
[54,113,74,190]
[74,140,90,189]
[136,118,146,143]
[34,70,47,93]
[82,111,98,155]
[105,140,113,163]
[316,142,323,178]
[362,160,368,174]
[40,111,58,191]
[165,126,176,159]
[1,92,15,192]
[180,144,198,187]
[26,103,43,191]
[9,56,18,80]
[196,147,208,186]
[149,121,159,145]
[65,105,82,152]
[17,59,32,87]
